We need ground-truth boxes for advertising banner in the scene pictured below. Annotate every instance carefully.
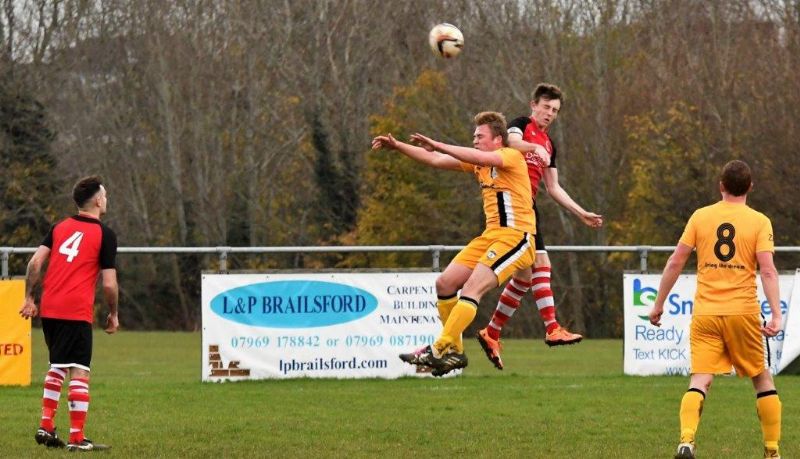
[778,269,800,373]
[201,273,448,381]
[0,279,31,386]
[624,273,796,376]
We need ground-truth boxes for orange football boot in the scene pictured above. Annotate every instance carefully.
[545,325,583,347]
[476,328,504,370]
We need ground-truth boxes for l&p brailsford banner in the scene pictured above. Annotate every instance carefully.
[201,273,450,380]
[624,273,796,376]
[0,279,31,386]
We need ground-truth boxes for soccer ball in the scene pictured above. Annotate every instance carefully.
[428,23,464,58]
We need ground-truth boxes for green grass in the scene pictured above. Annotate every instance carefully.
[1,332,797,458]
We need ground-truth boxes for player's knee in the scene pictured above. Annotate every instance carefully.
[69,367,90,380]
[693,380,711,394]
[514,265,532,281]
[534,252,551,266]
[435,274,458,297]
[751,369,775,391]
[461,276,497,301]
[689,374,713,393]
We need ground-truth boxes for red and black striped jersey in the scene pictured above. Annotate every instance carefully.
[507,116,558,200]
[40,215,117,324]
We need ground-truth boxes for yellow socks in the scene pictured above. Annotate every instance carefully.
[679,388,705,444]
[433,297,478,355]
[436,295,458,324]
[677,387,781,456]
[757,390,781,454]
[435,294,461,351]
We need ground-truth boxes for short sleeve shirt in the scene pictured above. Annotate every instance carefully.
[680,201,774,315]
[40,215,118,323]
[459,147,535,233]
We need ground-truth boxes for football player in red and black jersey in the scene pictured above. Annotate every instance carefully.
[19,175,118,451]
[476,83,603,370]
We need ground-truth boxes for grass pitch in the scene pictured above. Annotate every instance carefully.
[1,332,797,458]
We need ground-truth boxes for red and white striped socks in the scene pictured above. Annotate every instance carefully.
[487,266,560,338]
[40,367,66,432]
[487,277,531,340]
[39,368,92,443]
[68,377,90,443]
[531,267,559,334]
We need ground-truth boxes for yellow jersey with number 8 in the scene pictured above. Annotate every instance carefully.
[679,201,774,315]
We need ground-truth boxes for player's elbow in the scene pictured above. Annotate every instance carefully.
[665,255,686,273]
[507,139,530,152]
[431,158,453,170]
[760,266,779,280]
[26,258,38,273]
[28,255,44,273]
[541,173,559,191]
[102,283,118,297]
[101,273,119,293]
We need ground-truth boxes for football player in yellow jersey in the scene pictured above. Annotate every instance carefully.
[371,111,537,376]
[647,160,782,459]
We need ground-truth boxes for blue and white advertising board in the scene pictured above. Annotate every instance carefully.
[201,273,446,381]
[624,271,799,376]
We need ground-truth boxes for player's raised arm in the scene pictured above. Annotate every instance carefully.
[507,134,540,153]
[410,133,504,167]
[371,133,462,171]
[507,134,550,166]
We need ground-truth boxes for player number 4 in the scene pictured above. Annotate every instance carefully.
[58,231,84,262]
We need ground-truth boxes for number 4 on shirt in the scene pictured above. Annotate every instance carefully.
[58,231,84,262]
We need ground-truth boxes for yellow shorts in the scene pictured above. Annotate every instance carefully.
[690,314,768,377]
[451,227,535,285]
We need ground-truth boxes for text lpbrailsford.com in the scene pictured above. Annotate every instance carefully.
[279,356,388,375]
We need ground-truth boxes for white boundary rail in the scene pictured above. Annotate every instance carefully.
[3,245,800,278]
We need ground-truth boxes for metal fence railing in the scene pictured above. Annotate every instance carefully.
[4,245,800,278]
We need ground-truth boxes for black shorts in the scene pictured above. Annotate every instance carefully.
[533,202,545,251]
[41,318,93,370]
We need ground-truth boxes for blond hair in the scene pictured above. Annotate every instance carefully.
[473,111,508,146]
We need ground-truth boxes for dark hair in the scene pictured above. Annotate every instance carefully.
[73,175,103,208]
[473,111,508,146]
[720,160,752,196]
[532,83,563,104]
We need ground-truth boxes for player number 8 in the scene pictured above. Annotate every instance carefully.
[713,223,735,262]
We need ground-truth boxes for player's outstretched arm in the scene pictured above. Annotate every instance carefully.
[102,269,120,334]
[757,251,782,337]
[507,136,540,153]
[508,134,550,166]
[542,167,603,229]
[372,134,462,171]
[18,245,50,319]
[410,133,502,167]
[649,243,692,326]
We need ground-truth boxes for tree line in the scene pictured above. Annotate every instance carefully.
[1,0,799,335]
